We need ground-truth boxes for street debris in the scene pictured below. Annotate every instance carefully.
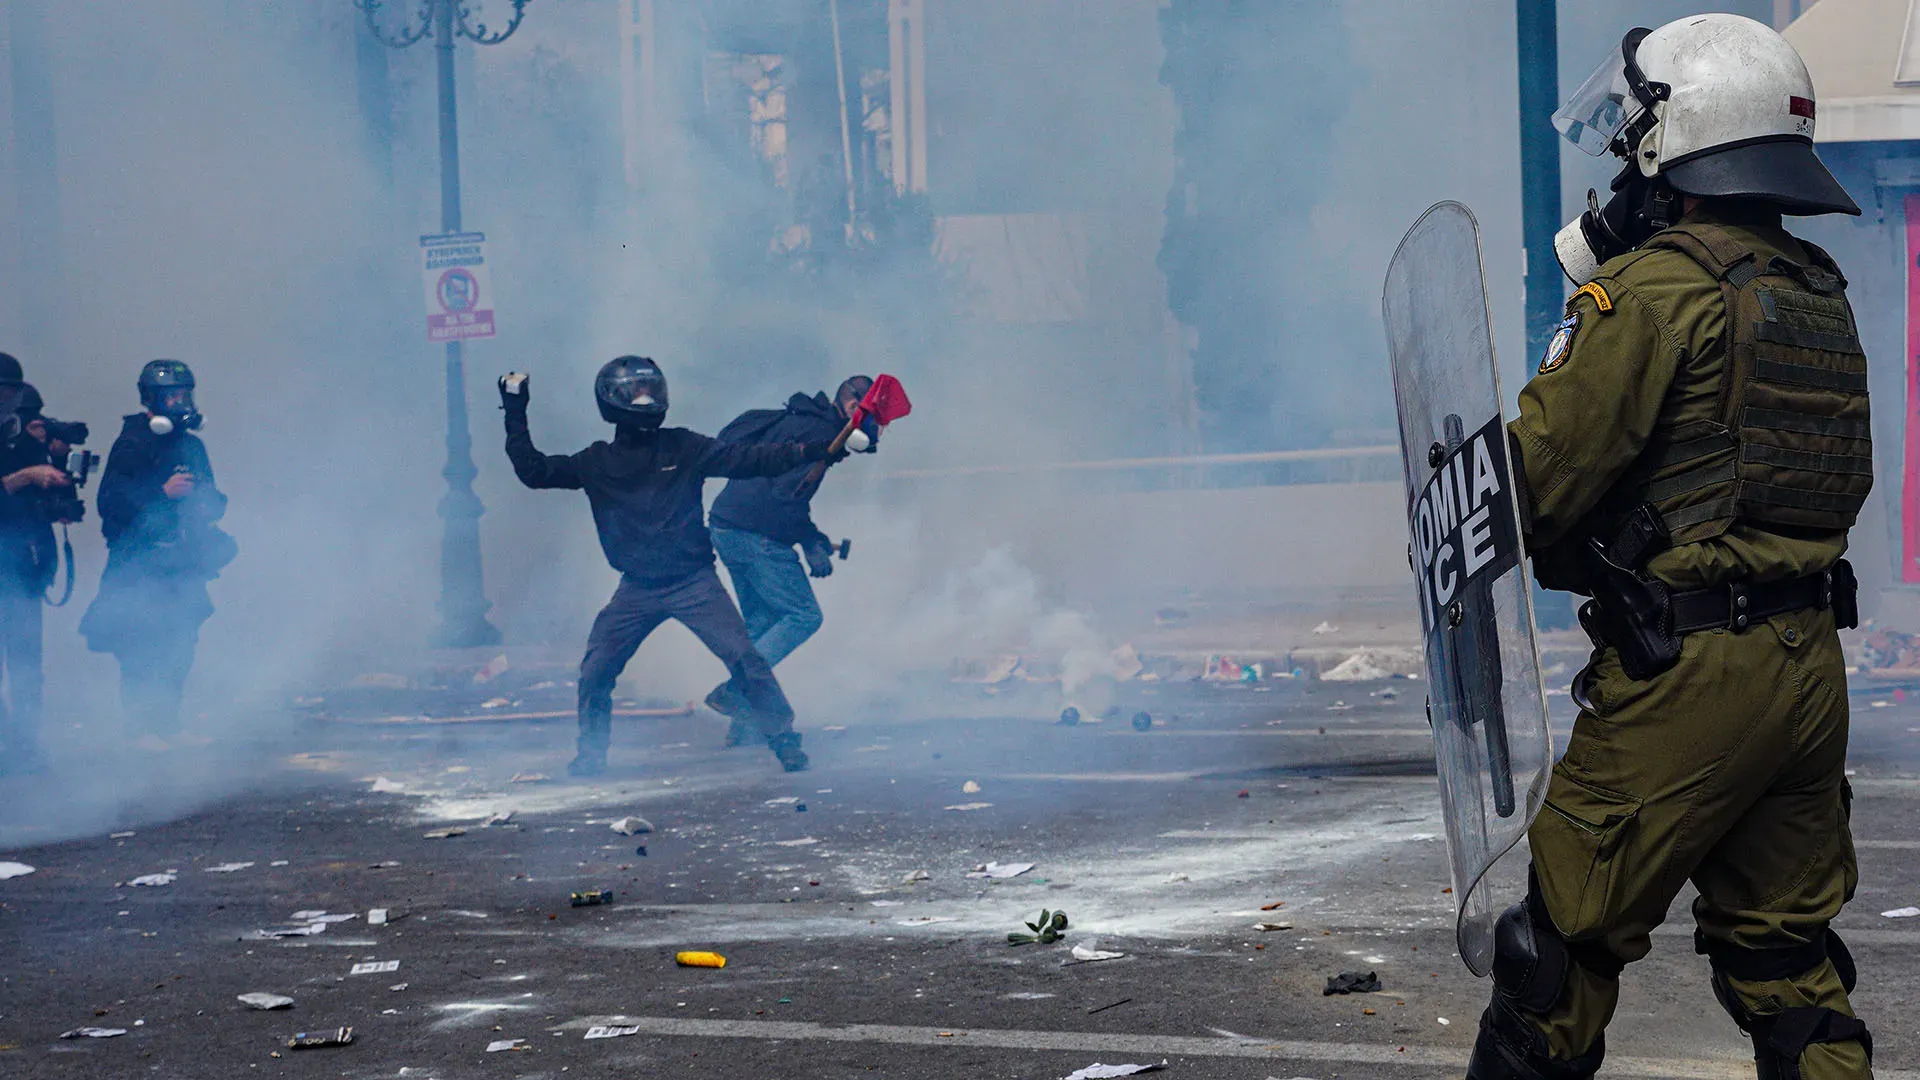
[389,983,408,992]
[349,960,400,975]
[204,862,254,873]
[474,654,510,684]
[1260,901,1287,911]
[236,993,294,1010]
[963,780,982,794]
[292,911,359,923]
[0,861,34,879]
[129,873,177,887]
[611,816,653,836]
[422,827,466,839]
[1882,906,1920,918]
[1312,621,1339,635]
[903,869,932,884]
[1087,998,1133,1015]
[510,772,548,783]
[486,1038,529,1052]
[481,696,511,709]
[584,1025,643,1039]
[482,811,514,827]
[110,831,136,839]
[968,862,1035,879]
[897,916,958,925]
[1321,650,1398,682]
[1252,922,1293,932]
[774,837,819,847]
[369,777,407,794]
[1058,706,1081,726]
[253,923,327,939]
[61,1027,128,1039]
[675,951,727,969]
[368,909,390,925]
[1009,908,1070,946]
[1062,1062,1167,1079]
[945,802,993,812]
[1132,711,1153,732]
[1070,942,1125,963]
[1165,873,1190,884]
[764,797,800,806]
[570,890,614,907]
[369,860,402,869]
[1324,970,1381,995]
[288,1027,355,1050]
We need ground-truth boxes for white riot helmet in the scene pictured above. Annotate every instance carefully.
[1551,14,1859,284]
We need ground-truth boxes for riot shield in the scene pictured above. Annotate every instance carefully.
[1381,202,1552,977]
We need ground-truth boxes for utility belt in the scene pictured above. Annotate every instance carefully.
[1576,504,1859,681]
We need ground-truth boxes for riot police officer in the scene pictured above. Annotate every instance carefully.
[1469,15,1874,1080]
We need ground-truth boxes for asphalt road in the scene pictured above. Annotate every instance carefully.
[2,675,1918,1079]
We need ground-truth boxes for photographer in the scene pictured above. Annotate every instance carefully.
[79,361,235,744]
[0,355,68,775]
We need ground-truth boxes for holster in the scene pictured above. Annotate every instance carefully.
[1579,505,1681,682]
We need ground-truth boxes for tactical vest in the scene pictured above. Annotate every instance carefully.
[1617,222,1872,546]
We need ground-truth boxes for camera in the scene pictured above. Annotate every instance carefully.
[44,448,99,524]
[42,418,88,447]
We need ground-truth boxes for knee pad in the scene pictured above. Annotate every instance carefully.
[1492,891,1570,1014]
[1696,929,1872,1080]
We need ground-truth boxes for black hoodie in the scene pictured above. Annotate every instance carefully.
[708,392,845,548]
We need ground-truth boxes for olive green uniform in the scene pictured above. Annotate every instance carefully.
[1502,204,1872,1079]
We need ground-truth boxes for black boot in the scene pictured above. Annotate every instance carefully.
[568,745,607,778]
[768,732,809,773]
[705,683,754,747]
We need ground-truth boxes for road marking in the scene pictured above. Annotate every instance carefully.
[1856,839,1920,850]
[550,1015,1855,1079]
[1102,729,1434,738]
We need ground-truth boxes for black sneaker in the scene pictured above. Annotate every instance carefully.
[567,748,607,778]
[769,733,809,773]
[704,683,749,719]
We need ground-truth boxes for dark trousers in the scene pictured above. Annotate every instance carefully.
[577,567,795,754]
[0,585,43,756]
[117,625,198,736]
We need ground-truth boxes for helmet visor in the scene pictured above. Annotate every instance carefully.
[1553,52,1642,156]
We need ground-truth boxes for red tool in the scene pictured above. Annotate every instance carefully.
[798,373,911,495]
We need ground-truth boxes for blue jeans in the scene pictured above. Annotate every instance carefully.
[711,525,822,670]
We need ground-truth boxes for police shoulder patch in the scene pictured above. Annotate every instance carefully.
[1574,281,1613,313]
[1538,312,1579,375]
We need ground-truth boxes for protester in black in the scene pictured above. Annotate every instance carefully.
[79,361,235,743]
[0,354,69,773]
[500,356,839,777]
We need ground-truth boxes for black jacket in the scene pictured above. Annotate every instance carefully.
[80,415,233,651]
[0,431,56,591]
[708,392,845,548]
[505,406,820,586]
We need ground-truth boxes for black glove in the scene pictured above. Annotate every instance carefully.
[803,539,835,579]
[803,441,851,464]
[498,372,530,410]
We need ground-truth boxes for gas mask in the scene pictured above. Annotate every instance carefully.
[138,360,203,436]
[1553,166,1681,286]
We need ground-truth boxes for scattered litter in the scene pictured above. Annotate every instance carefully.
[1058,707,1082,726]
[1321,650,1397,682]
[369,860,402,869]
[482,811,514,828]
[129,873,176,887]
[1237,789,1250,798]
[1438,1017,1451,1026]
[270,860,290,867]
[1203,655,1243,681]
[237,993,294,1010]
[1882,906,1920,918]
[1325,701,1354,712]
[480,697,511,709]
[774,837,819,847]
[423,827,466,840]
[584,1025,642,1039]
[968,862,1035,879]
[1087,998,1134,1015]
[675,951,726,969]
[1110,643,1145,681]
[897,916,958,925]
[1009,908,1070,946]
[962,780,982,794]
[1131,711,1153,732]
[510,772,548,784]
[611,817,654,836]
[369,777,407,794]
[61,1027,128,1039]
[1260,901,1287,911]
[1324,970,1381,995]
[945,803,994,812]
[570,890,614,908]
[0,862,34,879]
[389,983,408,992]
[1062,1062,1167,1079]
[871,900,904,907]
[795,803,807,812]
[368,909,389,925]
[292,912,359,924]
[204,862,254,873]
[1253,922,1293,932]
[1070,942,1126,962]
[253,923,327,939]
[485,1038,527,1052]
[1312,621,1338,635]
[821,726,848,732]
[110,831,136,839]
[763,797,800,806]
[903,869,931,884]
[350,961,401,976]
[288,1027,355,1050]
[1871,700,1893,708]
[1165,873,1190,884]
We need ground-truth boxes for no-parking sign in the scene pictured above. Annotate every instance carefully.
[420,232,496,342]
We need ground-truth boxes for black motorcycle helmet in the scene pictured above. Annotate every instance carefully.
[0,353,24,420]
[595,356,668,429]
[139,359,202,433]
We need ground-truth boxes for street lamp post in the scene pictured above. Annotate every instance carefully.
[359,0,530,649]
